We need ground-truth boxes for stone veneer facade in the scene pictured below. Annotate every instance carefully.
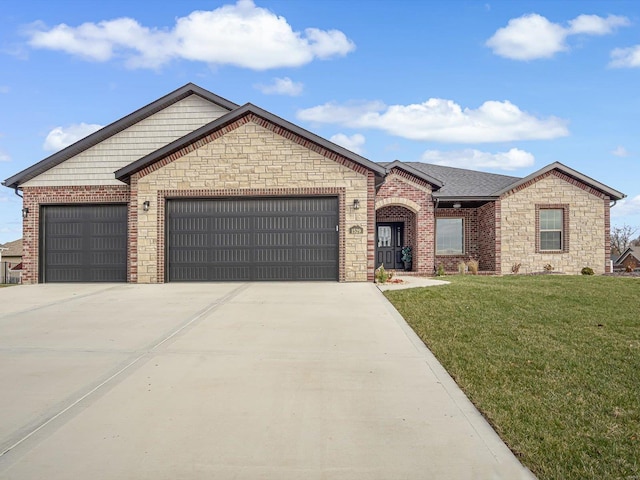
[499,171,610,274]
[133,118,372,283]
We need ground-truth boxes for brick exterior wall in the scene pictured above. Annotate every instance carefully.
[477,202,497,272]
[20,185,130,284]
[619,253,639,271]
[434,207,479,272]
[134,120,370,283]
[375,172,434,274]
[500,171,608,274]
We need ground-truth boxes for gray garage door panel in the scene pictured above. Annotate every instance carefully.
[167,197,338,281]
[41,205,127,283]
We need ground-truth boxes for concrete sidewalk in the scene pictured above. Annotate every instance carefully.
[0,283,534,479]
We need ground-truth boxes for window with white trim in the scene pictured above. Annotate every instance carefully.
[436,218,463,255]
[539,209,563,251]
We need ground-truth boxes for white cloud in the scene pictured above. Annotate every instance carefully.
[487,13,629,60]
[0,150,10,162]
[611,146,630,157]
[27,0,355,70]
[43,123,103,152]
[611,194,640,218]
[297,98,568,143]
[421,148,535,171]
[255,77,303,96]
[329,133,365,155]
[567,14,630,35]
[609,45,640,68]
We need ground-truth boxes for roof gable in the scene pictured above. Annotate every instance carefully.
[115,103,386,182]
[384,161,444,189]
[617,245,640,263]
[3,84,238,189]
[493,162,625,201]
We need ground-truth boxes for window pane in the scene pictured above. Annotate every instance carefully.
[540,209,562,230]
[539,208,563,250]
[436,218,463,254]
[540,231,561,250]
[378,226,391,247]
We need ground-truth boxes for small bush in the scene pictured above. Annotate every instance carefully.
[467,259,479,275]
[375,264,389,283]
[458,261,467,275]
[400,246,412,264]
[581,267,595,276]
[511,263,521,274]
[625,264,633,273]
[436,264,445,277]
[543,263,554,272]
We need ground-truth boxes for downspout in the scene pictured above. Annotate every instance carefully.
[610,200,617,208]
[13,187,23,199]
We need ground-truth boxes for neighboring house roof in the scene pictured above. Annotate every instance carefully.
[0,238,22,257]
[2,84,239,190]
[115,103,387,182]
[616,245,640,265]
[10,262,22,271]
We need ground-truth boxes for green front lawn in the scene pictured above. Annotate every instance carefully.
[385,275,639,480]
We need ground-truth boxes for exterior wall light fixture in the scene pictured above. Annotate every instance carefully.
[453,202,462,209]
[143,201,150,212]
[353,199,360,210]
[22,207,29,218]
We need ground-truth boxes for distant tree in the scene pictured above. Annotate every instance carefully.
[611,225,639,255]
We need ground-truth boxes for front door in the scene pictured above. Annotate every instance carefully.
[376,223,403,270]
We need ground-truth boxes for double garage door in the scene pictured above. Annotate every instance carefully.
[167,197,338,281]
[40,197,338,282]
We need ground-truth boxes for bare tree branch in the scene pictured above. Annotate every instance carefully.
[611,225,639,255]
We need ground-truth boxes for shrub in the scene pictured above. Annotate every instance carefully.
[467,259,479,275]
[401,246,412,264]
[458,261,467,275]
[436,264,445,277]
[375,264,389,284]
[625,264,634,273]
[543,263,554,272]
[511,263,521,274]
[581,267,595,276]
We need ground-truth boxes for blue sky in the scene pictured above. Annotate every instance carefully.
[1,0,639,244]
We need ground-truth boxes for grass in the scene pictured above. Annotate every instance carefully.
[385,275,639,480]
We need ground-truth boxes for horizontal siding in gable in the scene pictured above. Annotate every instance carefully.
[23,95,229,187]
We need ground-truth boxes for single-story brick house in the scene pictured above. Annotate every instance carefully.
[2,84,625,283]
[614,245,640,271]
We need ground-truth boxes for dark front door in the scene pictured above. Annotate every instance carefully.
[166,197,339,282]
[376,223,403,270]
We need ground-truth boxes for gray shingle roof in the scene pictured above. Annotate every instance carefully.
[381,162,521,198]
[0,238,22,256]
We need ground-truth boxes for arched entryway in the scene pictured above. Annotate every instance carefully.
[375,199,418,271]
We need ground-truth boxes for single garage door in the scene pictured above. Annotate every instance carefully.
[41,205,128,282]
[167,197,339,281]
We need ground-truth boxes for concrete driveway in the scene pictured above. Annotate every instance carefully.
[0,283,533,479]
